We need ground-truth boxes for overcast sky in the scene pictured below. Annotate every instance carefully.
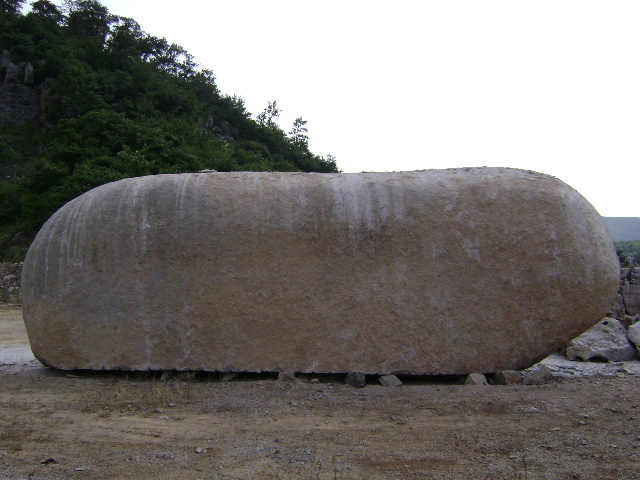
[39,1,640,216]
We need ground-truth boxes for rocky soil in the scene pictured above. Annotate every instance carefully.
[2,307,640,480]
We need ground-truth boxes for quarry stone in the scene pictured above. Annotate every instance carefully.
[566,318,637,362]
[21,169,620,374]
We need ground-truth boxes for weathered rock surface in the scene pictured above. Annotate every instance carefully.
[608,293,626,319]
[22,169,620,373]
[627,322,640,352]
[0,50,45,126]
[621,268,640,316]
[566,318,637,362]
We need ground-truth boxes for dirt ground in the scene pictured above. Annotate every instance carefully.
[1,306,640,480]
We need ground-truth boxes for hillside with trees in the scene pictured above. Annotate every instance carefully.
[0,0,338,261]
[615,240,640,267]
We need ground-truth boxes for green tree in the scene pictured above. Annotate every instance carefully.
[617,248,633,268]
[325,154,338,171]
[289,117,309,147]
[31,0,63,22]
[256,100,281,127]
[46,59,105,119]
[0,0,25,15]
[62,0,111,57]
[0,1,340,261]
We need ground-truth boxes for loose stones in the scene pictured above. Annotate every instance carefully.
[21,168,620,374]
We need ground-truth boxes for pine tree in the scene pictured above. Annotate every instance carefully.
[289,117,309,146]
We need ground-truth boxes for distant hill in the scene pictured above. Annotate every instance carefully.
[603,217,640,241]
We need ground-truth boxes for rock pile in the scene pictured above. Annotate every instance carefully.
[566,267,640,364]
[0,262,23,305]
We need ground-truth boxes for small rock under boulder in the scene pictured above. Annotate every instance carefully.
[345,372,366,388]
[220,372,238,382]
[379,374,402,387]
[493,370,522,385]
[465,372,488,386]
[277,371,297,382]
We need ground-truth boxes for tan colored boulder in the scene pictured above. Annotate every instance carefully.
[21,169,620,374]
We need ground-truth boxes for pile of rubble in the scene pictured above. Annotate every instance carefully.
[0,262,22,305]
[565,267,640,363]
[461,267,640,387]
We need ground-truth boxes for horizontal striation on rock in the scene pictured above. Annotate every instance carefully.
[21,168,620,374]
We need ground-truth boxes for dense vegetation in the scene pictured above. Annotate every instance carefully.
[615,241,640,267]
[0,0,338,261]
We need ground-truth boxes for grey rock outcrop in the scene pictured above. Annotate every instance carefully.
[0,50,50,125]
[22,169,620,373]
[621,268,640,316]
[566,318,637,362]
[0,83,39,125]
[608,294,626,319]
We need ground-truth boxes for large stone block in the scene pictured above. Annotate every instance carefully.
[21,168,620,374]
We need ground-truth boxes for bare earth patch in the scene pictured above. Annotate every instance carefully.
[1,306,639,479]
